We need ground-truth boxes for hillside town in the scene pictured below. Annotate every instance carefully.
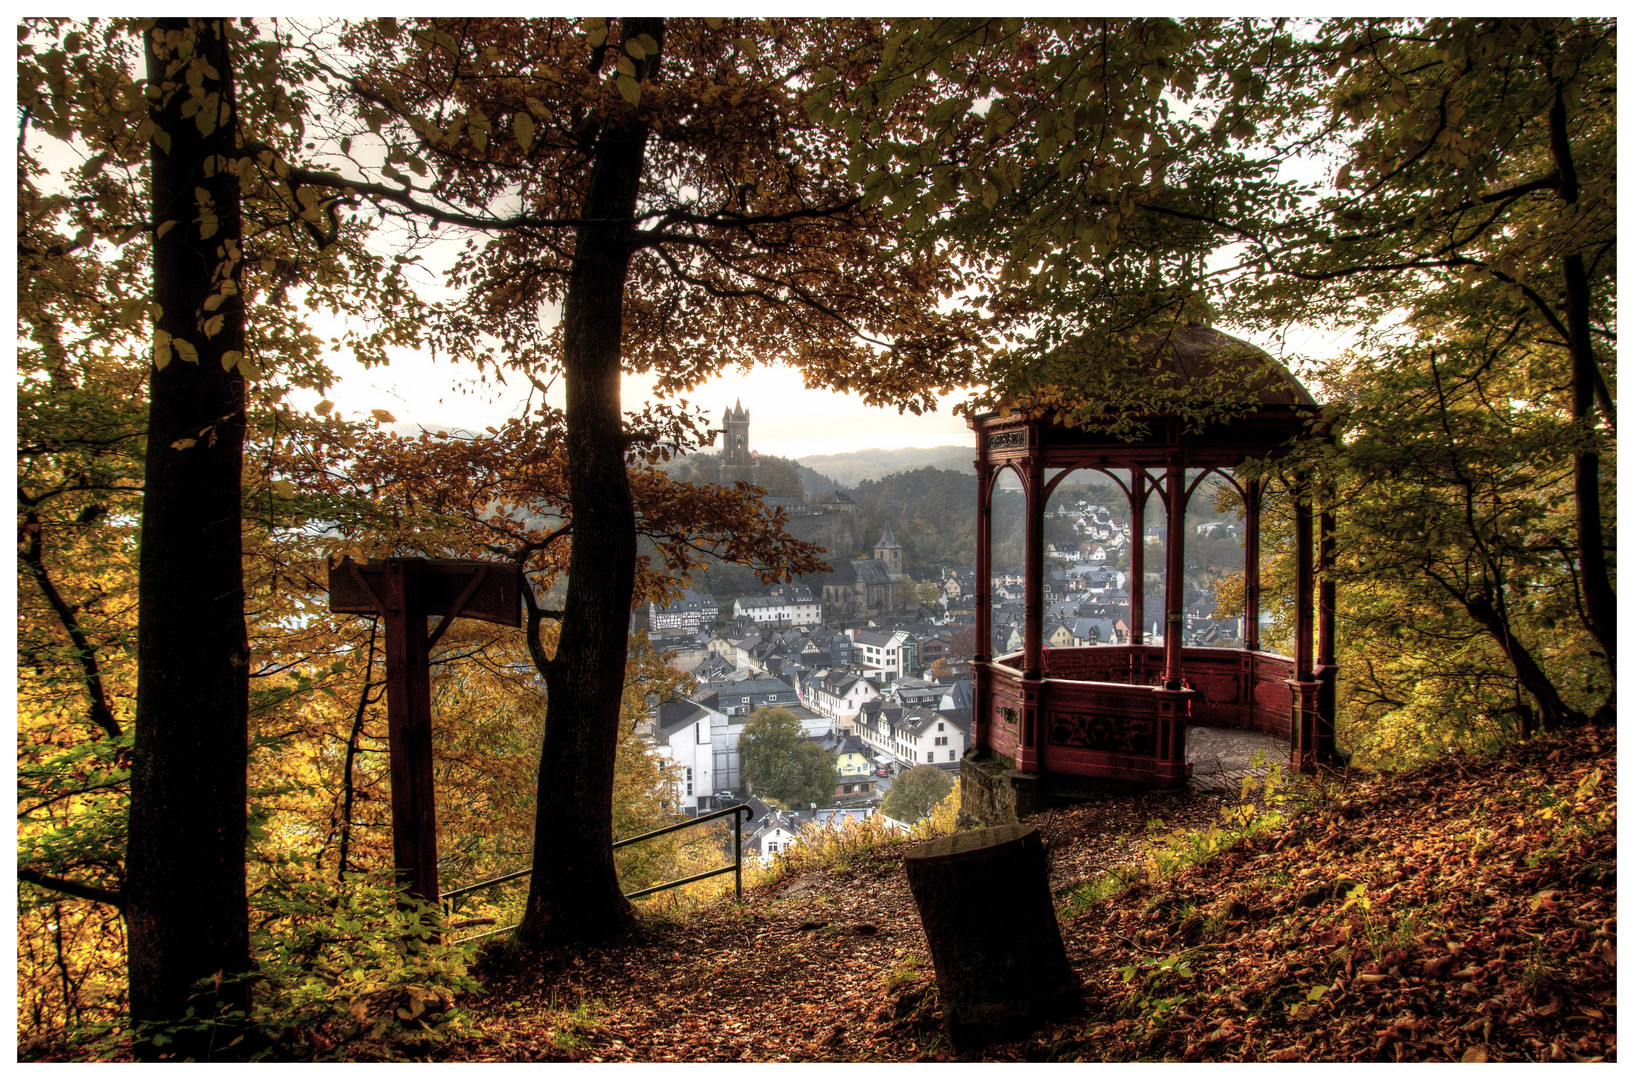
[636,402,1252,862]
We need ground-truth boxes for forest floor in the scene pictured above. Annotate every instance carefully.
[453,724,1616,1063]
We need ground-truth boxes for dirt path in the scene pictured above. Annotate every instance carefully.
[455,786,1230,1062]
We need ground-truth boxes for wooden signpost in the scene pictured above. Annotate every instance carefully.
[327,556,523,904]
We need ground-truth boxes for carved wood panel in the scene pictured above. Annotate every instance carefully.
[1047,710,1156,755]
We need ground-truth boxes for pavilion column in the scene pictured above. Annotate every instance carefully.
[972,459,992,756]
[1289,485,1321,771]
[1010,447,1045,773]
[1022,453,1044,680]
[1242,478,1261,653]
[1315,507,1340,762]
[1128,471,1145,647]
[1161,457,1185,689]
[1151,454,1191,784]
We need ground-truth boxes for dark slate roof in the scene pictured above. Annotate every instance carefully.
[655,699,712,737]
[876,521,899,548]
[654,588,718,615]
[852,560,893,585]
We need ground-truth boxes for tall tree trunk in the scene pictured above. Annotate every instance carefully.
[126,18,252,1052]
[1548,79,1616,677]
[516,17,663,946]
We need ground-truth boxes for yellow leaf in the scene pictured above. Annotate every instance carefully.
[170,437,197,450]
[203,292,225,312]
[153,329,173,370]
[272,478,295,499]
[220,349,242,371]
[156,219,179,239]
[173,338,199,365]
[617,75,641,105]
[514,111,535,153]
[199,221,218,239]
[315,399,335,416]
[203,314,225,338]
[370,408,397,424]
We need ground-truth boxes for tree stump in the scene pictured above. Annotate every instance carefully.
[903,823,1081,1052]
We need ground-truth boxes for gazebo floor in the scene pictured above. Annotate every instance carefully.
[1185,724,1286,793]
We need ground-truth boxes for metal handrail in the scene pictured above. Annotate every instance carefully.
[440,803,755,907]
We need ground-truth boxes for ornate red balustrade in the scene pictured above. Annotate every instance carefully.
[979,646,1299,786]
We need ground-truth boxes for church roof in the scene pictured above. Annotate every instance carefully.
[875,521,899,549]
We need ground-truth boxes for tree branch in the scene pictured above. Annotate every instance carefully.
[18,868,125,911]
[18,509,122,739]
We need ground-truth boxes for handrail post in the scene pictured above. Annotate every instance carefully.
[734,806,744,903]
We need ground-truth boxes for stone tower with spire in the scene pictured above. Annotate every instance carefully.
[719,398,757,483]
[874,521,903,577]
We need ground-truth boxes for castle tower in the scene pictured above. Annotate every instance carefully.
[719,398,757,483]
[874,520,903,577]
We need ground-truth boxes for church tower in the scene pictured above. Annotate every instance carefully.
[874,521,903,577]
[719,399,757,483]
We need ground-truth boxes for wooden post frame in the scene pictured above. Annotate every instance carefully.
[327,557,522,903]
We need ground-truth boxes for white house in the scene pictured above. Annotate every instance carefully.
[799,669,881,726]
[733,586,822,627]
[747,811,804,865]
[849,628,917,682]
[647,699,719,814]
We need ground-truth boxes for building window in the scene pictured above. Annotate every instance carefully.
[768,841,778,854]
[937,722,945,731]
[948,750,957,761]
[685,767,693,796]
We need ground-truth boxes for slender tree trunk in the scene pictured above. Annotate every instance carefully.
[516,17,664,946]
[1548,81,1616,676]
[126,18,251,1052]
[1463,589,1587,731]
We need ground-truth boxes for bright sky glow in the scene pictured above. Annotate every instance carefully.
[296,344,978,461]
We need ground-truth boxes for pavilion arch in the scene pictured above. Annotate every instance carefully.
[962,326,1340,826]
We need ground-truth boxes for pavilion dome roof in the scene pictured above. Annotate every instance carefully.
[1132,325,1317,409]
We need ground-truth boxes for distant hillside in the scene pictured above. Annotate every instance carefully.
[794,445,974,487]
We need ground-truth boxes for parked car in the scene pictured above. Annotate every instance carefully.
[875,767,889,778]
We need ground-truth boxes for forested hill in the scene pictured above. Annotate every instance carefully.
[795,445,974,487]
[848,467,984,568]
[456,723,1614,1063]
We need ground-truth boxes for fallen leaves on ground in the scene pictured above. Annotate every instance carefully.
[451,724,1615,1063]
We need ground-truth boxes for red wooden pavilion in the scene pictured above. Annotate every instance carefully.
[961,327,1339,823]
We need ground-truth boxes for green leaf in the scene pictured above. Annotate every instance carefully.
[513,111,535,153]
[221,349,243,371]
[153,329,173,370]
[617,75,641,106]
[173,338,199,365]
